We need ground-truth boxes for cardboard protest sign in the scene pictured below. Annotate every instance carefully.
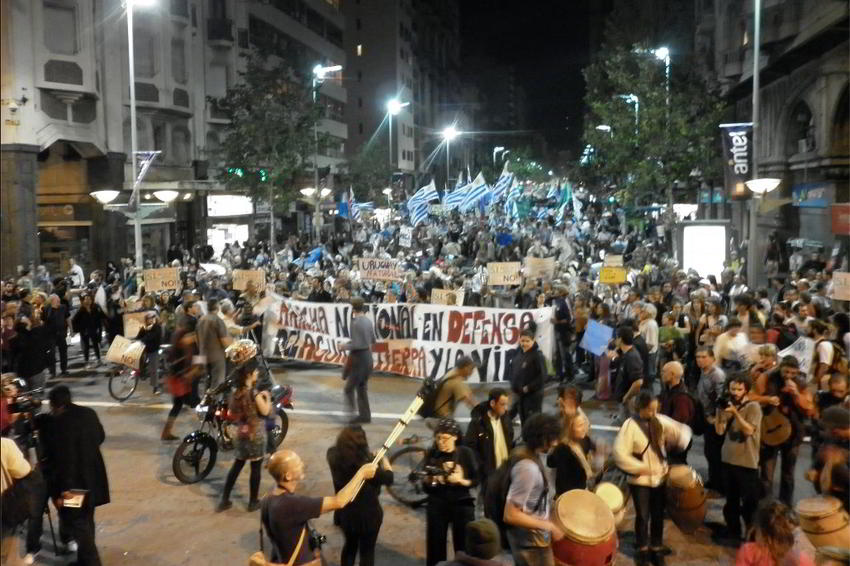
[122,312,149,339]
[143,267,179,293]
[599,266,628,285]
[524,256,556,280]
[488,262,522,286]
[431,288,465,306]
[232,269,266,291]
[834,272,850,301]
[579,319,614,356]
[105,335,145,370]
[603,254,624,267]
[355,258,403,281]
[399,226,413,248]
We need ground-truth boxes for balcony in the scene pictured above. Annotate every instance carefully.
[723,48,745,77]
[207,18,234,44]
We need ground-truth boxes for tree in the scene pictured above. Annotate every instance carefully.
[338,139,393,203]
[578,44,727,206]
[211,50,325,210]
[505,147,551,183]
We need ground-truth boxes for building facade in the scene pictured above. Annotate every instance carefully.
[1,0,346,276]
[694,0,848,277]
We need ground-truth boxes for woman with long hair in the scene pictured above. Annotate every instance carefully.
[547,412,598,495]
[217,358,271,512]
[326,425,393,566]
[735,499,814,566]
[71,292,104,368]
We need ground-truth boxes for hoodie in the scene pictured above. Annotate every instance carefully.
[507,343,547,396]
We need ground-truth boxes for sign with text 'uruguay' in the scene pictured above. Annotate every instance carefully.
[261,298,553,383]
[355,258,404,281]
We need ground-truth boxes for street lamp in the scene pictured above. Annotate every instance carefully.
[300,187,317,198]
[442,125,460,187]
[653,47,671,108]
[385,98,409,167]
[153,190,179,203]
[492,146,506,166]
[90,190,120,205]
[320,188,332,198]
[617,94,640,135]
[311,64,342,243]
[745,177,780,286]
[745,178,781,195]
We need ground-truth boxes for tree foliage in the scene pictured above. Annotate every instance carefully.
[578,45,727,205]
[505,147,551,183]
[211,51,325,209]
[337,138,393,203]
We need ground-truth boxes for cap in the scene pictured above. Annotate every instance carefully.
[464,518,501,559]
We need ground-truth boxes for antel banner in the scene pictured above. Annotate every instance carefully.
[719,123,753,200]
[261,298,553,383]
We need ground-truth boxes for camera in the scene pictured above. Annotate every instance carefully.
[9,395,41,414]
[715,394,733,410]
[308,526,327,550]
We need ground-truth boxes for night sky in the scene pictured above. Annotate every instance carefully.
[460,1,612,157]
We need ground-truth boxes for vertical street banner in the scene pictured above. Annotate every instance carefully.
[232,269,266,291]
[719,122,753,200]
[261,298,553,383]
[354,258,404,281]
[487,262,522,286]
[143,267,180,293]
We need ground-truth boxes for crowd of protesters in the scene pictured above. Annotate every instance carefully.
[1,193,849,566]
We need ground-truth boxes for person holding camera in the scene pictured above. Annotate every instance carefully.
[715,373,762,541]
[326,425,393,566]
[422,418,479,566]
[260,450,377,566]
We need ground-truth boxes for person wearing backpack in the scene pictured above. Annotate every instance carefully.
[659,361,699,464]
[502,413,564,566]
[811,319,846,390]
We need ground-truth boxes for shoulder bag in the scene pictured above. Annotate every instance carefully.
[248,499,321,566]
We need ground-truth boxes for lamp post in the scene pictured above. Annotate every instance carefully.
[617,94,640,136]
[441,125,459,188]
[311,64,342,243]
[492,146,505,167]
[386,98,409,166]
[746,0,766,288]
[653,47,671,109]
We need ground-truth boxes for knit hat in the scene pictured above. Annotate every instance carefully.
[464,518,501,559]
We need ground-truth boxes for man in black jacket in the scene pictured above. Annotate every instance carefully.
[508,329,548,426]
[44,294,69,378]
[42,386,109,566]
[464,388,513,503]
[613,326,645,403]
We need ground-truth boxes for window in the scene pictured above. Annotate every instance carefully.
[209,0,226,20]
[133,27,156,78]
[172,127,190,164]
[171,38,187,83]
[44,2,77,55]
[356,44,363,56]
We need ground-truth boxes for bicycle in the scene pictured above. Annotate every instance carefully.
[107,344,170,402]
[386,435,430,507]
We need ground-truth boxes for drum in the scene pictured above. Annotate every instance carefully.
[796,496,850,550]
[595,482,626,526]
[552,489,618,566]
[665,465,706,534]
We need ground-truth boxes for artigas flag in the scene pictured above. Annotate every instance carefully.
[719,122,753,200]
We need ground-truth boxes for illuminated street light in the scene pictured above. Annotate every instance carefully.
[153,190,179,203]
[745,178,781,195]
[320,188,332,198]
[595,124,612,132]
[300,187,317,197]
[90,190,120,204]
[441,125,460,186]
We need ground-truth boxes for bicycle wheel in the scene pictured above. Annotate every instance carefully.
[172,434,218,484]
[266,409,289,453]
[108,368,138,402]
[387,445,429,507]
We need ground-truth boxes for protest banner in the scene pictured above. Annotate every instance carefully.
[834,272,850,301]
[579,319,614,356]
[524,256,556,280]
[779,337,816,377]
[431,288,465,306]
[399,226,413,248]
[122,312,149,339]
[105,335,145,370]
[354,258,403,281]
[232,269,266,291]
[261,298,553,383]
[599,266,628,285]
[143,267,179,293]
[488,262,522,286]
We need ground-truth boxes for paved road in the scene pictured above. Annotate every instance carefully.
[20,358,820,566]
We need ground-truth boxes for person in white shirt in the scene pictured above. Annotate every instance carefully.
[68,258,85,288]
[638,303,660,384]
[1,437,32,566]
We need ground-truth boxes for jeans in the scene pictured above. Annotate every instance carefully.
[703,427,724,492]
[80,333,101,363]
[722,463,760,538]
[49,336,68,376]
[425,498,474,566]
[341,528,379,566]
[554,333,574,381]
[344,378,371,422]
[144,350,160,388]
[630,484,666,549]
[26,469,71,554]
[505,529,555,566]
[760,441,800,505]
[58,504,101,566]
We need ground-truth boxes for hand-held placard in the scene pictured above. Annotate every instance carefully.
[350,377,437,499]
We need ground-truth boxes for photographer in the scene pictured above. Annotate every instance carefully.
[715,374,763,541]
[261,450,377,565]
[422,418,479,566]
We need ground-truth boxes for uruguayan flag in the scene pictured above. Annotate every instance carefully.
[454,171,466,190]
[444,183,469,211]
[460,172,490,212]
[555,201,569,225]
[407,179,438,212]
[355,201,374,212]
[490,164,513,202]
[410,202,429,226]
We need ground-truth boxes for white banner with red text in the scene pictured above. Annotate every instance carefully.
[260,298,553,383]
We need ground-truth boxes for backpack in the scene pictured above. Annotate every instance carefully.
[417,376,450,419]
[672,389,705,436]
[483,446,548,549]
[814,339,849,376]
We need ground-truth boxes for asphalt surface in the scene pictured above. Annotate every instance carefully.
[15,349,822,566]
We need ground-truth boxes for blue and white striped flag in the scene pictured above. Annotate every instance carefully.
[555,201,569,225]
[460,172,490,212]
[348,188,362,222]
[537,208,549,220]
[504,183,522,215]
[490,163,513,202]
[546,183,559,200]
[355,201,374,213]
[410,202,429,226]
[407,179,438,212]
[454,171,466,191]
[444,183,469,211]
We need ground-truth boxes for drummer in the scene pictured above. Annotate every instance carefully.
[613,391,684,566]
[805,405,850,510]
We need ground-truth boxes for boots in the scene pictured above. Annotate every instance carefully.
[161,417,178,441]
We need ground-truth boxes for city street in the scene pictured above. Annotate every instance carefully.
[23,358,821,566]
